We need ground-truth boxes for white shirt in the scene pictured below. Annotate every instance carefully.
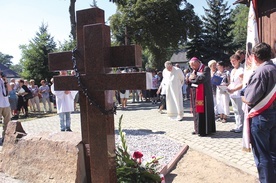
[228,67,244,98]
[0,78,10,107]
[159,80,167,95]
[51,84,78,114]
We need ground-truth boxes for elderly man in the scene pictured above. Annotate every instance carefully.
[162,61,184,121]
[188,57,216,136]
[242,43,276,183]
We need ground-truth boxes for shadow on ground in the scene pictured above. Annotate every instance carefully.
[115,129,166,136]
[165,173,178,183]
[211,130,243,139]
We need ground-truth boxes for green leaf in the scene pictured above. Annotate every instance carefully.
[115,114,162,182]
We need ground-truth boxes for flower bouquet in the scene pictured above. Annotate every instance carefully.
[115,115,164,183]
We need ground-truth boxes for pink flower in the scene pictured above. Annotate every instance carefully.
[152,156,159,164]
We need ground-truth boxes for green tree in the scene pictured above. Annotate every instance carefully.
[68,0,134,40]
[109,13,126,46]
[186,15,205,60]
[110,0,198,69]
[230,4,249,50]
[20,23,56,84]
[0,51,22,76]
[0,52,13,68]
[57,35,76,52]
[10,64,23,75]
[201,0,234,63]
[109,0,126,4]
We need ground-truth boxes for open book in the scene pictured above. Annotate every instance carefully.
[211,75,223,85]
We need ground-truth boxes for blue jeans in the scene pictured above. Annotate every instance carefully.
[250,108,276,183]
[59,112,71,131]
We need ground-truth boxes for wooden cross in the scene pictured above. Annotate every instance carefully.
[48,8,148,183]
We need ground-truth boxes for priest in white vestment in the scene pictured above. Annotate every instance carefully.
[162,61,184,121]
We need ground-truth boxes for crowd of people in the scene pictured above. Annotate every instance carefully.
[0,71,80,141]
[7,78,55,121]
[149,43,275,183]
[0,42,275,182]
[115,43,276,182]
[114,51,246,136]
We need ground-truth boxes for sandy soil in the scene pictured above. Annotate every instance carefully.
[165,148,259,183]
[0,148,259,183]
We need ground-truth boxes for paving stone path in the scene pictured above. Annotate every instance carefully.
[0,100,258,181]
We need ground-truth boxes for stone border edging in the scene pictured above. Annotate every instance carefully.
[160,144,189,176]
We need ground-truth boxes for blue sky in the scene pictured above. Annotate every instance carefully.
[0,0,236,64]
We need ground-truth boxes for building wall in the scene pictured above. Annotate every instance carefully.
[257,0,276,52]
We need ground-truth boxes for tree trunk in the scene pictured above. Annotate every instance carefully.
[69,0,76,40]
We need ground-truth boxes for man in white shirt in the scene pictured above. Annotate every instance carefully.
[51,70,78,132]
[0,71,11,142]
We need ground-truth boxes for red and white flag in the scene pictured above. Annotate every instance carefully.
[242,0,259,152]
[244,0,259,86]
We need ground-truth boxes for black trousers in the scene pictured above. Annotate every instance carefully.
[16,96,28,113]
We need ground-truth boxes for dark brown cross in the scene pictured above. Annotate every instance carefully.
[49,8,148,183]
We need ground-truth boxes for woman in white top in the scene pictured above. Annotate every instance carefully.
[227,54,244,133]
[29,79,40,112]
[215,61,230,123]
[208,60,218,116]
[38,80,52,113]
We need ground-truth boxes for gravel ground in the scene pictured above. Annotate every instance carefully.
[115,129,183,167]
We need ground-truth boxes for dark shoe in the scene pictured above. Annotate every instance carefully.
[234,129,242,133]
[176,117,183,121]
[66,129,72,132]
[230,129,236,132]
[61,129,65,132]
[11,115,19,120]
[23,114,28,118]
[192,132,197,135]
[198,134,207,137]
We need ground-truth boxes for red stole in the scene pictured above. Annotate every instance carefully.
[196,64,205,113]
